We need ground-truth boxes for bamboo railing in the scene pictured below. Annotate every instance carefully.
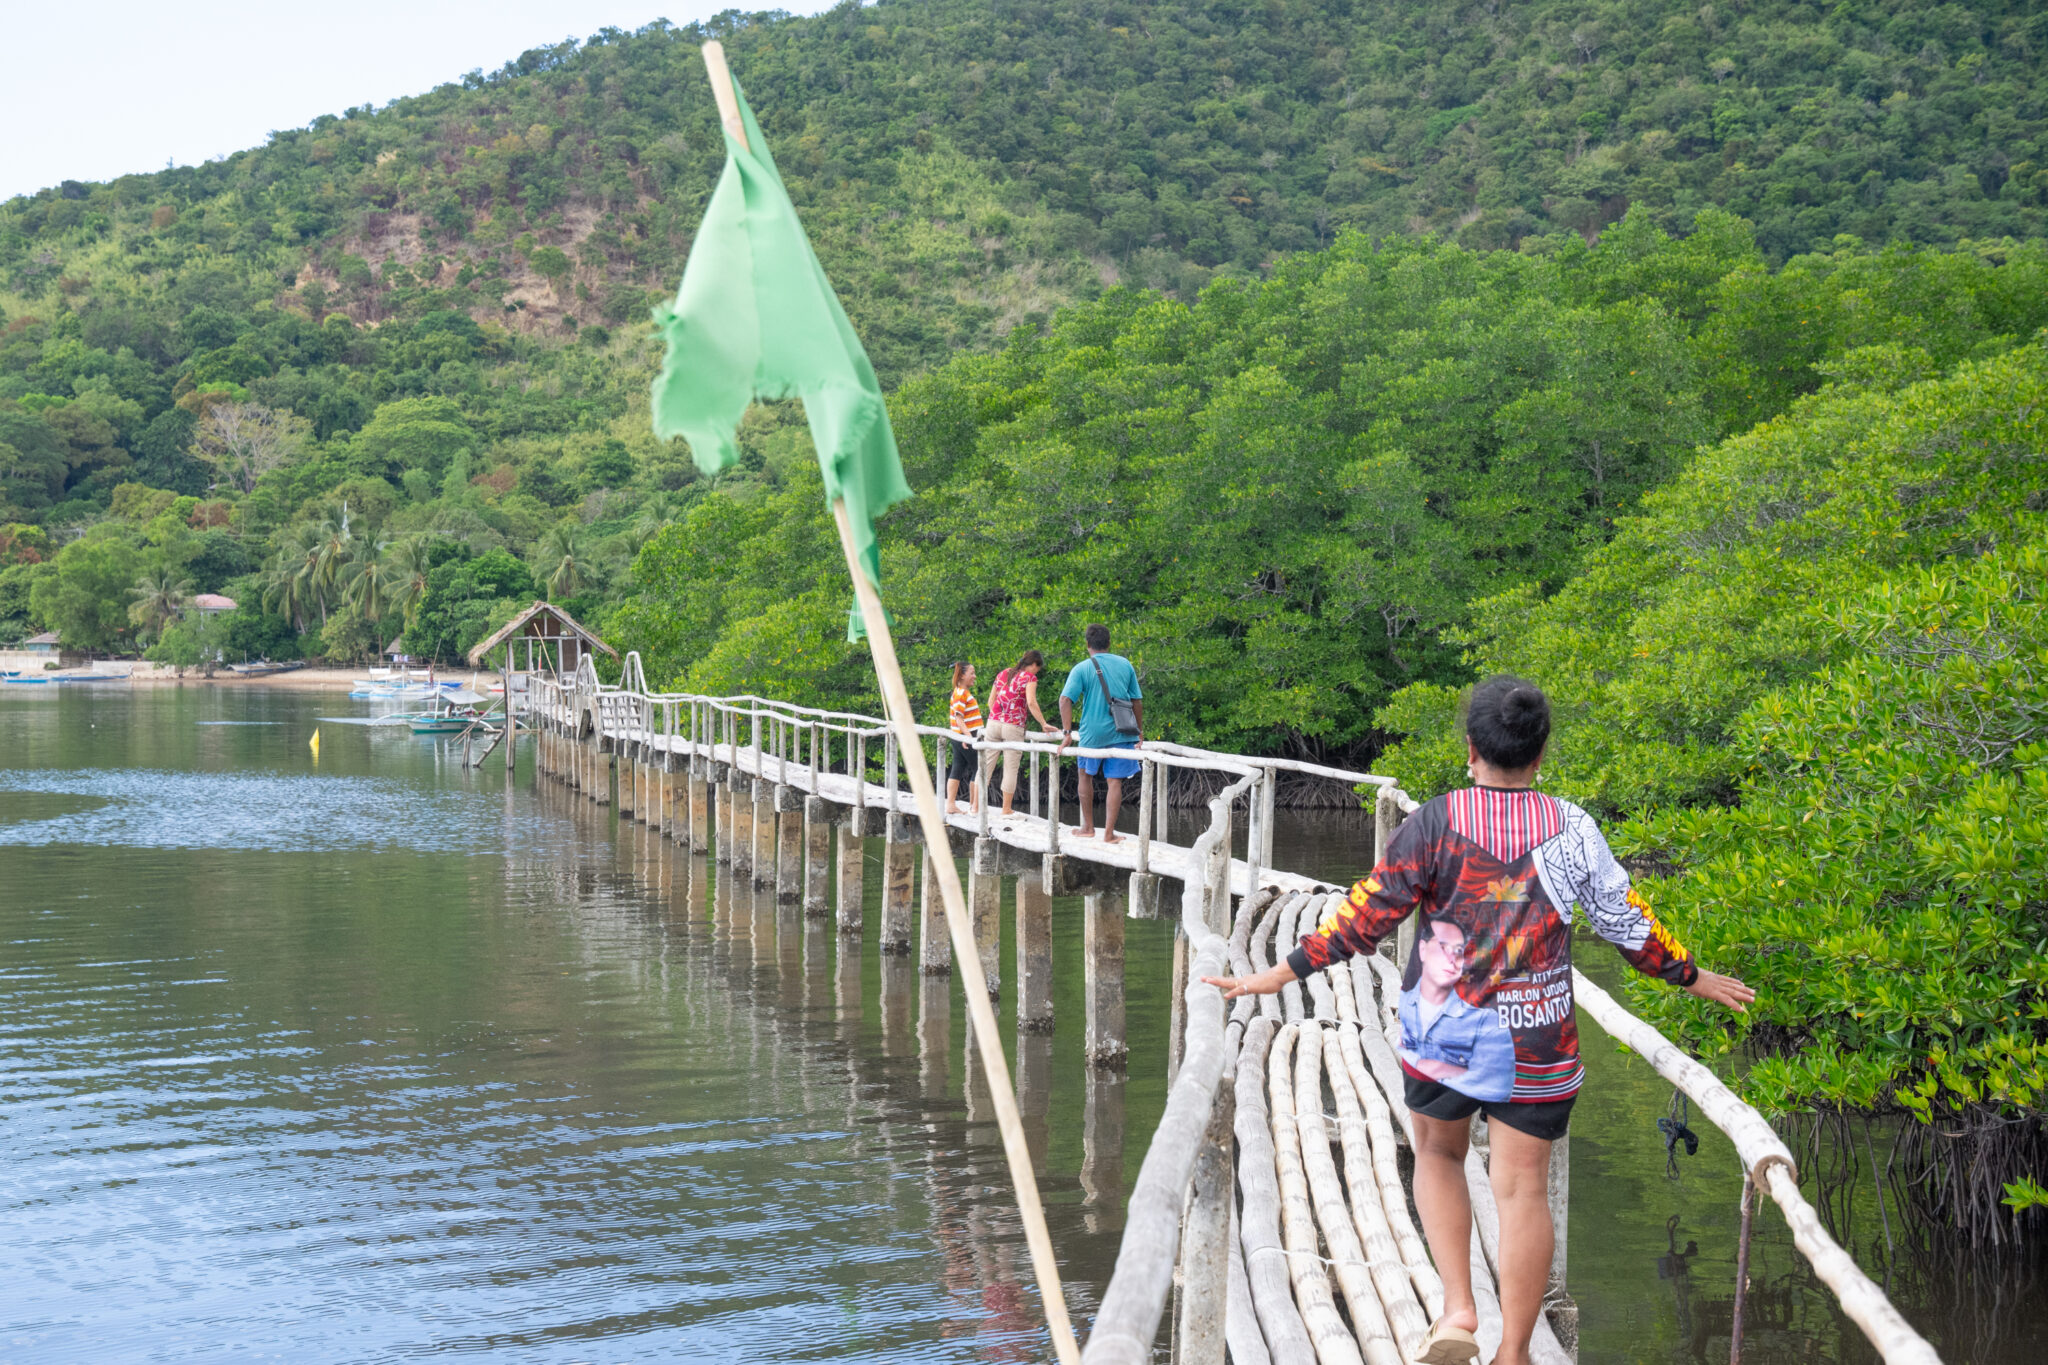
[514,656,1943,1365]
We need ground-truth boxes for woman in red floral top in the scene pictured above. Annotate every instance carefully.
[1204,677,1754,1365]
[985,650,1052,816]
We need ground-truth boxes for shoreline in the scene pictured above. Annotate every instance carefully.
[1,664,496,692]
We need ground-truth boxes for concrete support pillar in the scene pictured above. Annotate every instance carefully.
[1015,876,1053,1033]
[879,835,916,955]
[803,798,831,918]
[776,805,802,903]
[650,754,668,836]
[729,777,750,875]
[919,845,952,975]
[591,739,612,807]
[1084,891,1126,1069]
[969,838,1002,998]
[617,744,636,819]
[752,778,776,889]
[836,821,865,936]
[689,767,710,853]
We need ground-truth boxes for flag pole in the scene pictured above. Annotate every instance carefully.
[698,42,1082,1365]
[829,501,1081,1365]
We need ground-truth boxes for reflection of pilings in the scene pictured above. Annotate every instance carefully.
[1082,1067,1127,1236]
[835,918,864,1042]
[919,974,951,1099]
[1016,876,1053,1032]
[879,954,914,1058]
[1085,891,1127,1069]
[777,897,804,1012]
[919,846,952,976]
[803,917,831,1017]
[750,883,776,974]
[1015,1031,1053,1174]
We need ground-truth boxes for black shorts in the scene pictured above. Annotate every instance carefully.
[946,739,979,785]
[1404,1075,1575,1141]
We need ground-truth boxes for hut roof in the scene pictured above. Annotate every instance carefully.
[466,600,618,667]
[190,593,237,611]
[25,631,60,646]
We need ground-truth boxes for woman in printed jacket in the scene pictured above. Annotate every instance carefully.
[1205,676,1754,1365]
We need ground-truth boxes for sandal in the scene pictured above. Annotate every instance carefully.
[1411,1317,1479,1365]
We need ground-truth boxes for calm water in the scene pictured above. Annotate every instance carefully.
[2,689,2039,1363]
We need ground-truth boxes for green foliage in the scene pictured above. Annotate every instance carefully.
[616,230,2048,757]
[1609,538,2048,1136]
[216,602,301,662]
[1375,341,2048,810]
[28,528,143,652]
[402,546,538,662]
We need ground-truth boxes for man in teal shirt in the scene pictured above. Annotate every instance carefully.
[1056,623,1144,843]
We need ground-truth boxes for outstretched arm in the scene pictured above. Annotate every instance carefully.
[1204,824,1433,997]
[1553,804,1754,1013]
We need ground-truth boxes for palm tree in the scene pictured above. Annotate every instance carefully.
[378,537,433,626]
[626,493,683,555]
[128,569,192,643]
[536,523,595,599]
[263,523,326,631]
[309,501,355,605]
[342,538,391,622]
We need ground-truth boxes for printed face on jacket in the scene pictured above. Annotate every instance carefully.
[1398,915,1516,1102]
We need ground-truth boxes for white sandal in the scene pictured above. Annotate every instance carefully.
[1411,1317,1480,1365]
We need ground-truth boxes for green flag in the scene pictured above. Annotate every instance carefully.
[649,80,911,639]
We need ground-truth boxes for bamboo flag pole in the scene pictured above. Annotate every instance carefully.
[699,43,1081,1365]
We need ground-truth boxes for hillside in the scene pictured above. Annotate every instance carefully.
[5,0,2045,383]
[2,0,2046,693]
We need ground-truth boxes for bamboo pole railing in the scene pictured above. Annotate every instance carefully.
[515,661,1945,1365]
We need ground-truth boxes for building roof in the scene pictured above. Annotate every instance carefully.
[190,593,237,611]
[466,600,618,667]
[25,631,60,646]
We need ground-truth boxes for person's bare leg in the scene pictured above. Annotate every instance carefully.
[1100,775,1124,843]
[1073,768,1095,837]
[945,777,961,815]
[1486,1118,1556,1365]
[1411,1112,1480,1335]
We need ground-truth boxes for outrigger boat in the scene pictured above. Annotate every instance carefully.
[406,688,504,735]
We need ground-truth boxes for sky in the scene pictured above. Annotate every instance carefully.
[1,2,835,201]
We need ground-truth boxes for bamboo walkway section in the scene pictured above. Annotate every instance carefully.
[514,655,1943,1365]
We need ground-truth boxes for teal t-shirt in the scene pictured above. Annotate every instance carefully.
[1059,652,1142,749]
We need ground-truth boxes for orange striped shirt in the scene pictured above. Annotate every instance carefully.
[949,687,984,735]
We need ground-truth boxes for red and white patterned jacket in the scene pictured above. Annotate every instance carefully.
[1289,786,1698,1104]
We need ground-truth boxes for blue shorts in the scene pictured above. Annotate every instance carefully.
[1078,744,1141,780]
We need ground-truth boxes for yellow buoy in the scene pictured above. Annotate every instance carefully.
[309,728,321,759]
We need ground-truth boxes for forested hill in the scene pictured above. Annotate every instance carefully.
[5,0,2046,384]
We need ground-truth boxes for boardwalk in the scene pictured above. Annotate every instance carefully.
[517,656,1941,1365]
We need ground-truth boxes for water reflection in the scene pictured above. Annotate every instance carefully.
[6,691,2038,1362]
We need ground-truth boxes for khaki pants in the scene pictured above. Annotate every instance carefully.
[984,721,1027,799]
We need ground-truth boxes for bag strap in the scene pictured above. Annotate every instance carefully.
[1088,653,1121,703]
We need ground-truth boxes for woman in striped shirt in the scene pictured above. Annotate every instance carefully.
[945,661,984,815]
